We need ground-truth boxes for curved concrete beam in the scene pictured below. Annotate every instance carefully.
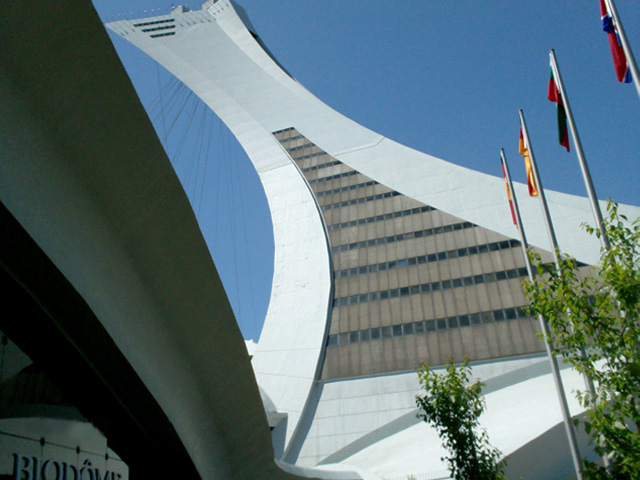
[0,1,326,478]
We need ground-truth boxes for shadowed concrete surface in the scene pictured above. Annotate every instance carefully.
[0,1,331,478]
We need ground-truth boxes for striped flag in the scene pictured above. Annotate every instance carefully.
[501,161,517,225]
[519,127,538,197]
[547,69,570,152]
[600,0,632,83]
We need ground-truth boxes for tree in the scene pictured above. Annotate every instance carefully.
[523,201,640,479]
[415,357,505,480]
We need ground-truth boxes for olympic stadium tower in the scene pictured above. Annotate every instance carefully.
[107,2,638,479]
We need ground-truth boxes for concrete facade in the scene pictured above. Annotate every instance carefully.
[103,1,640,478]
[1,1,350,478]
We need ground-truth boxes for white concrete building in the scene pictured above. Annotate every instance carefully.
[105,2,640,479]
[1,0,637,479]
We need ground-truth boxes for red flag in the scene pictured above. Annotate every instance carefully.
[600,0,632,83]
[547,69,570,152]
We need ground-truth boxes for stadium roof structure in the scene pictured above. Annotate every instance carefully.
[104,3,640,478]
[1,0,638,479]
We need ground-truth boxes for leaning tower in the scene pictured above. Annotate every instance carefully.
[107,2,638,477]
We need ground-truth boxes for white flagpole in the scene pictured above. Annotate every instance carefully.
[604,0,640,99]
[520,109,599,389]
[500,148,584,480]
[520,110,609,469]
[518,110,562,259]
[549,49,610,251]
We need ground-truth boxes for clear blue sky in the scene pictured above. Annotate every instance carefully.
[93,0,639,341]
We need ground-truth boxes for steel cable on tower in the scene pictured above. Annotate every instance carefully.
[148,68,262,341]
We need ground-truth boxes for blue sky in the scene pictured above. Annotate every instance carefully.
[93,1,639,341]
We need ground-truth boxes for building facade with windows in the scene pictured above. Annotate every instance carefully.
[105,2,640,479]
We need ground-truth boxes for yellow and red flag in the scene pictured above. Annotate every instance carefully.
[519,127,538,197]
[501,161,517,226]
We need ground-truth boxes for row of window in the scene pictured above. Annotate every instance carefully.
[286,142,315,153]
[273,126,296,135]
[150,31,176,38]
[141,24,176,33]
[332,266,529,307]
[295,151,327,162]
[316,180,379,198]
[321,191,401,211]
[278,133,305,144]
[301,160,341,173]
[326,306,530,346]
[334,239,521,279]
[331,221,475,253]
[309,170,358,185]
[327,206,435,231]
[133,18,175,27]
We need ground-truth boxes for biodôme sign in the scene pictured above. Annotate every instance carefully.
[12,454,123,480]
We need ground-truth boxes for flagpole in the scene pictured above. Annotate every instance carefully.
[549,49,610,251]
[518,110,562,259]
[500,148,584,480]
[604,0,640,99]
[520,105,600,372]
[520,110,609,470]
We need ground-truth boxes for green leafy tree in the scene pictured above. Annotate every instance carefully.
[523,201,640,479]
[416,357,505,480]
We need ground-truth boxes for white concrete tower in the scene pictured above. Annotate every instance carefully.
[107,2,638,478]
